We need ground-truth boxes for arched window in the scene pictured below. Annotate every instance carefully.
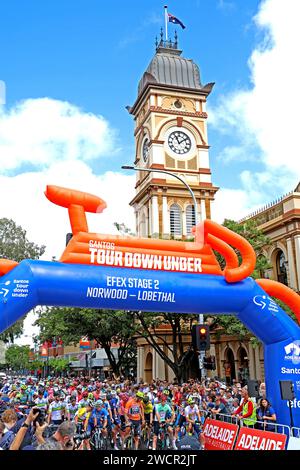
[186,205,196,236]
[276,250,288,285]
[170,204,182,237]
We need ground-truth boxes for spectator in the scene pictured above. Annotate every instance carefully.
[0,409,24,450]
[256,398,276,432]
[258,382,266,400]
[210,397,230,421]
[39,421,76,450]
[232,386,257,428]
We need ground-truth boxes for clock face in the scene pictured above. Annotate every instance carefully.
[142,138,150,162]
[168,131,192,155]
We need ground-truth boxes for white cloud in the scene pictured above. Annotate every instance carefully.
[1,162,136,348]
[0,161,136,260]
[0,97,136,345]
[210,0,300,217]
[0,98,118,172]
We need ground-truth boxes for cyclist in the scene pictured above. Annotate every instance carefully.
[184,397,203,445]
[34,388,49,412]
[67,396,79,422]
[78,391,90,408]
[142,395,153,445]
[109,390,121,450]
[124,391,145,450]
[174,397,187,441]
[88,399,109,449]
[80,402,93,450]
[48,391,66,425]
[153,393,176,450]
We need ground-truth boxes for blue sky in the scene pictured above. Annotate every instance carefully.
[1,0,261,185]
[0,0,299,245]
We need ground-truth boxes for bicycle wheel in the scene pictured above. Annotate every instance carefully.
[123,435,133,450]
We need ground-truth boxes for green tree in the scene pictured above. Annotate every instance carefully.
[35,307,137,377]
[0,218,46,343]
[0,218,45,262]
[134,311,198,382]
[211,219,273,343]
[5,344,30,370]
[48,357,70,374]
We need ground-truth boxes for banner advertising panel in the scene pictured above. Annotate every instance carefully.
[235,427,287,451]
[203,418,239,450]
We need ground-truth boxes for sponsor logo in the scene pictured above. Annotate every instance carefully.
[0,280,11,298]
[284,341,300,365]
[281,367,300,375]
[287,399,300,409]
[253,295,279,313]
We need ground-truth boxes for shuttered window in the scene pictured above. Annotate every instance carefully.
[170,204,182,237]
[186,205,196,235]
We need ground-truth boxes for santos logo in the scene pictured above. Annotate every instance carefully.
[284,342,300,364]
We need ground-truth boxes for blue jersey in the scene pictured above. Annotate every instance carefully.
[91,408,109,426]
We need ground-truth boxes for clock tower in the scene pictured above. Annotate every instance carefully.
[127,32,219,239]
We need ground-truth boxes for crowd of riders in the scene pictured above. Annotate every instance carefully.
[0,374,273,450]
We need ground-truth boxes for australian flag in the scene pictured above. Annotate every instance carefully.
[168,13,186,29]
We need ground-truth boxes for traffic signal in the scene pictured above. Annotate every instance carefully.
[192,324,210,351]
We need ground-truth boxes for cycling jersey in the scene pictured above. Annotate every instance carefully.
[125,399,143,421]
[76,407,91,423]
[49,400,66,421]
[68,403,79,420]
[185,404,200,421]
[34,397,48,410]
[155,403,172,422]
[91,408,109,427]
[143,402,153,415]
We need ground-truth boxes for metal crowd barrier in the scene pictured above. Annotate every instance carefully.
[291,427,300,438]
[201,409,291,435]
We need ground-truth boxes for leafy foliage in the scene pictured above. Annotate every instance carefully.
[0,218,46,343]
[5,344,30,370]
[0,218,45,262]
[35,307,137,376]
[211,219,285,344]
[134,311,199,382]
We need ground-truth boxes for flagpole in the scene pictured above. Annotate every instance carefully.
[164,5,168,41]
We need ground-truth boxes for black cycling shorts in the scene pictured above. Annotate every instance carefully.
[144,413,151,425]
[130,420,141,436]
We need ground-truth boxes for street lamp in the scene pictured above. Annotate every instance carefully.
[121,164,206,380]
[121,165,199,225]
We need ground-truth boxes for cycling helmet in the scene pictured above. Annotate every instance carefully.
[163,389,170,396]
[187,397,194,404]
[111,390,117,396]
[88,385,93,392]
[136,391,144,399]
[95,400,103,407]
[20,384,27,390]
[88,392,94,400]
[120,393,129,402]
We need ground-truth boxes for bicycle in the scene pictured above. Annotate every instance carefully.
[157,422,172,450]
[140,421,152,449]
[123,423,140,450]
[90,426,109,450]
